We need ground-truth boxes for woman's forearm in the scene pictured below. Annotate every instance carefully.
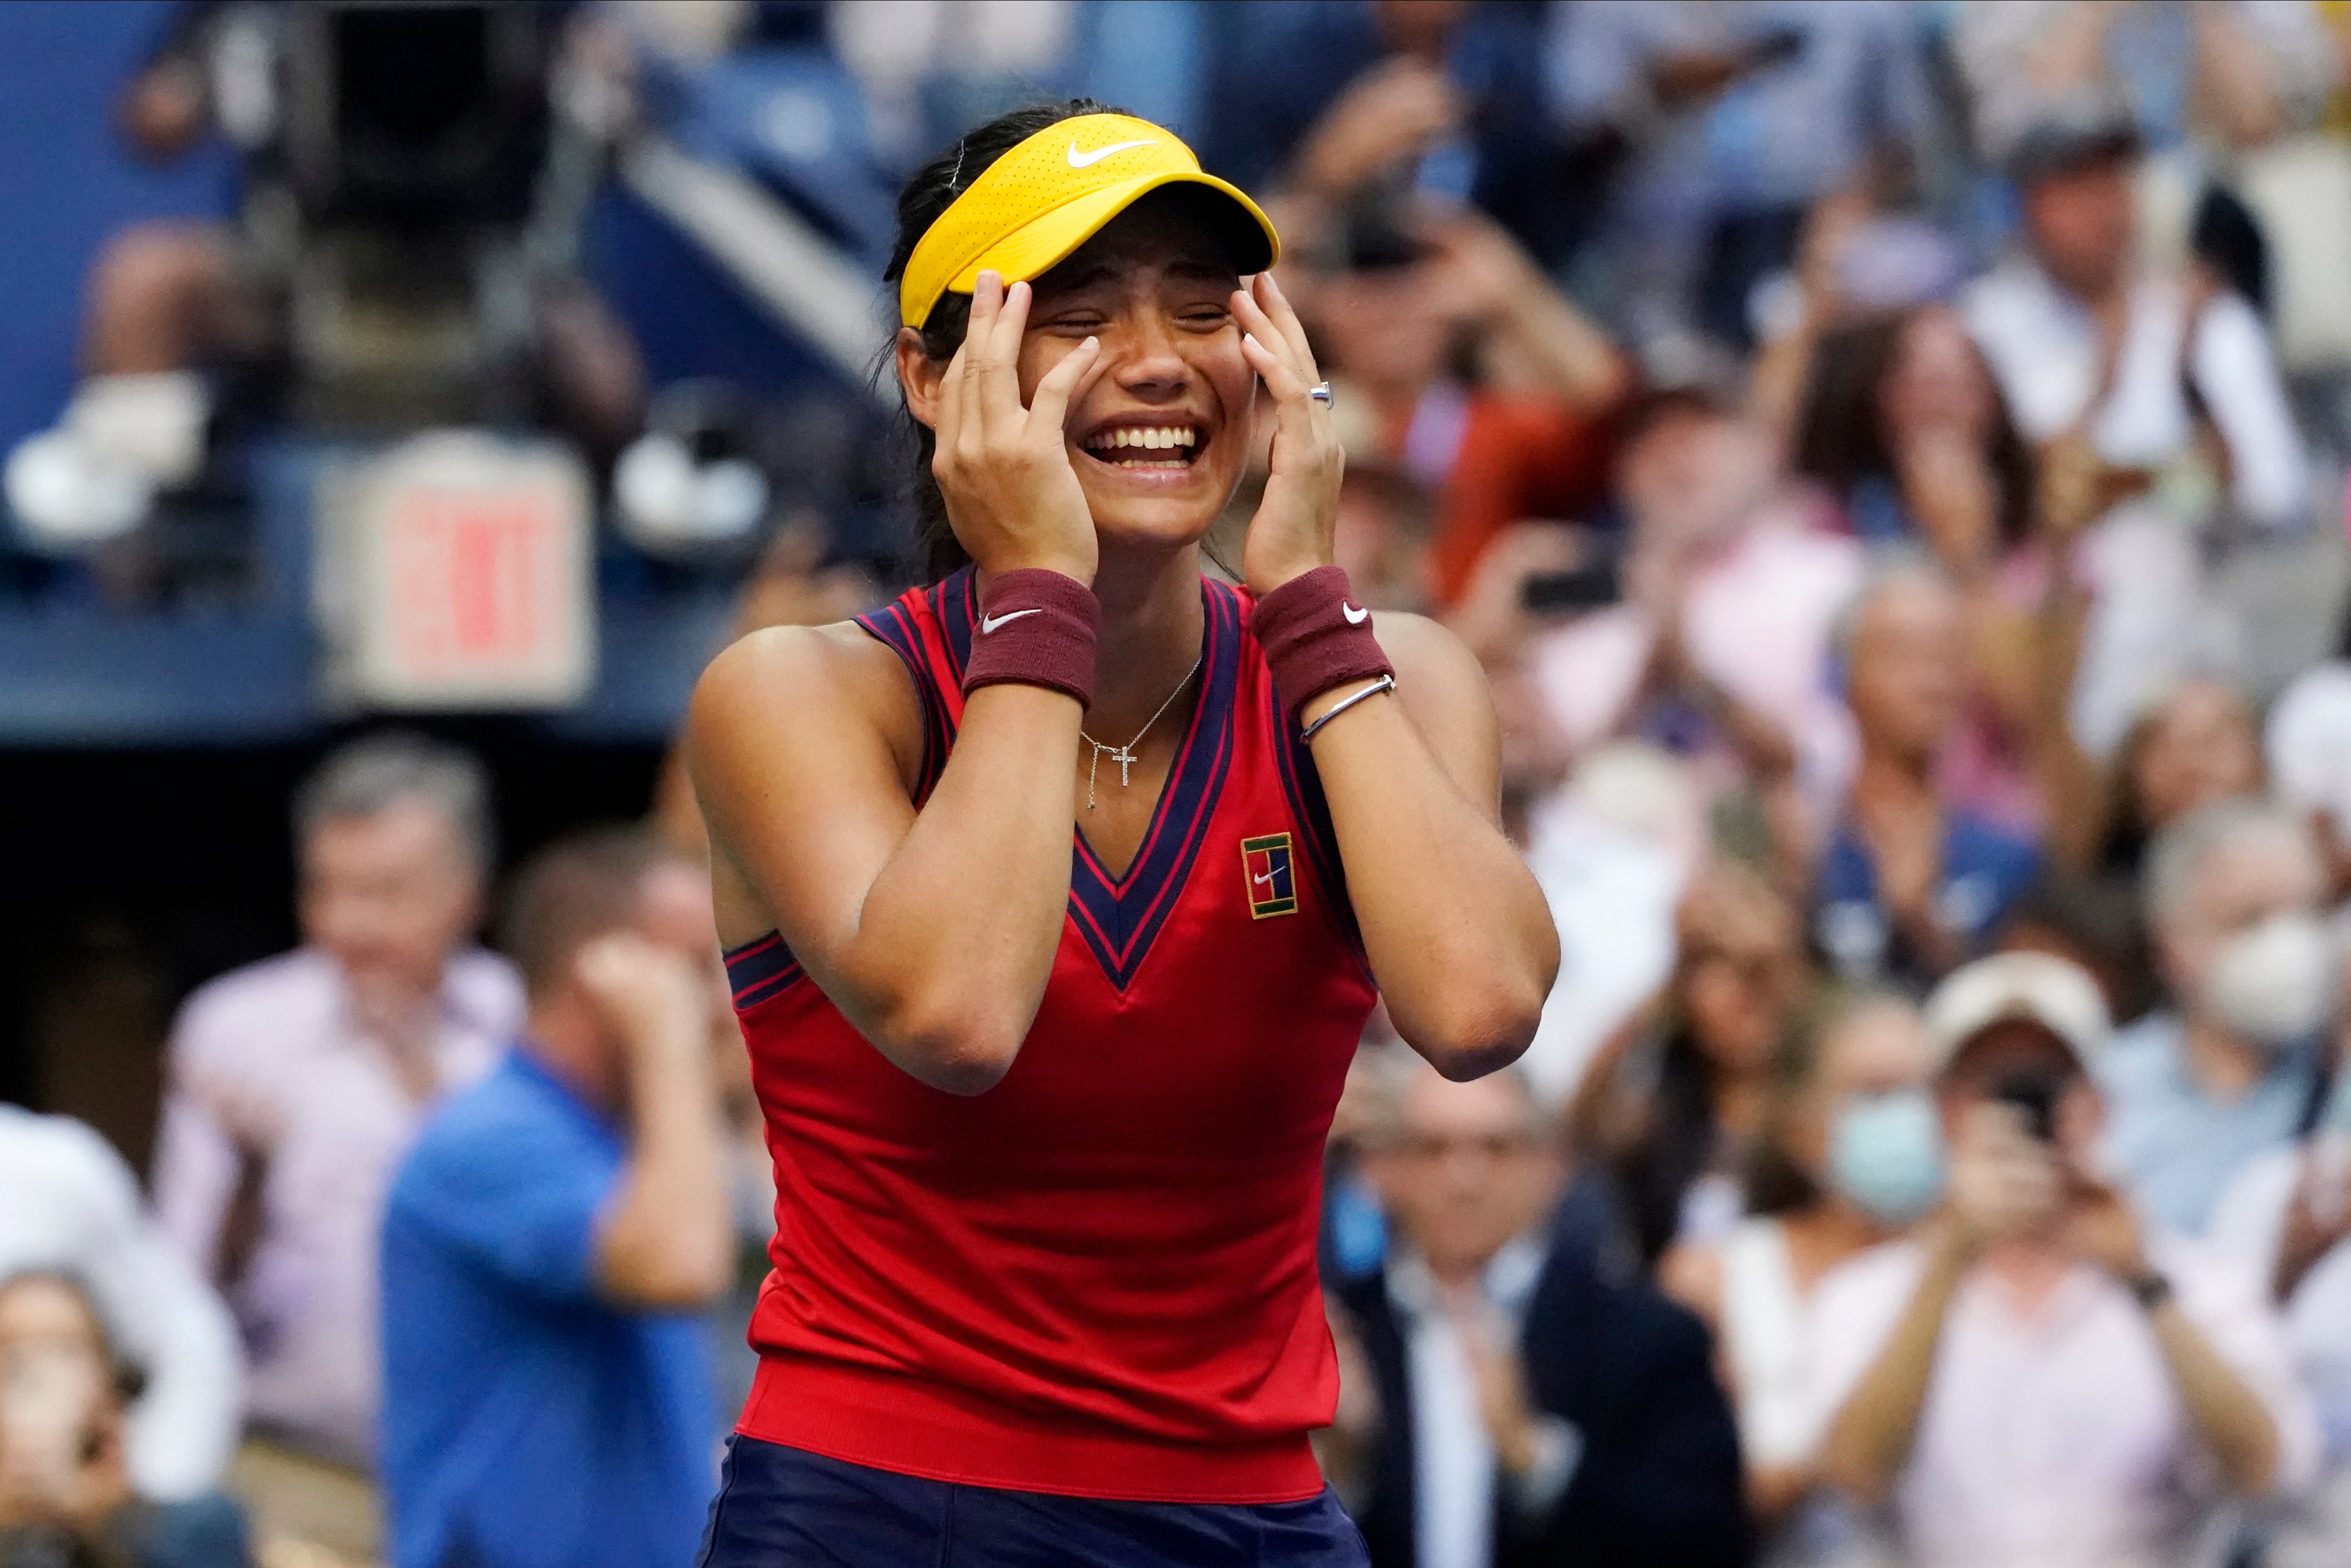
[2146,1299,2282,1495]
[1303,688,1555,1076]
[1818,1231,1970,1505]
[833,683,1085,1091]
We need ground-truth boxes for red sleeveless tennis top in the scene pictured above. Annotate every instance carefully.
[727,567,1378,1503]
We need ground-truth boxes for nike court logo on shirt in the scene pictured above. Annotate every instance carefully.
[1254,870,1276,887]
[1067,140,1157,168]
[1341,601,1369,625]
[980,608,1044,633]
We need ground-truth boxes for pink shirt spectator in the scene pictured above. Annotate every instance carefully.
[1804,1235,2319,1568]
[152,945,521,1465]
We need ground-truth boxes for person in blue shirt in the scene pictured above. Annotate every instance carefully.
[2102,798,2332,1237]
[380,829,735,1568]
[1814,558,2040,996]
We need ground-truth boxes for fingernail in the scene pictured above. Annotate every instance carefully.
[1243,332,1260,351]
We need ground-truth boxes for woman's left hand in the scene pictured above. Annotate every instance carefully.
[1234,272,1344,595]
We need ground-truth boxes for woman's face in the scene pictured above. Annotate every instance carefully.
[1877,305,1995,447]
[2133,680,2262,833]
[1786,1000,1931,1178]
[909,195,1259,557]
[1678,880,1803,1076]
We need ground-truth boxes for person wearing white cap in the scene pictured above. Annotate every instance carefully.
[2103,798,2333,1238]
[1806,951,2318,1568]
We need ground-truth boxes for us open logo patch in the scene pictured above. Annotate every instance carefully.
[1242,833,1297,918]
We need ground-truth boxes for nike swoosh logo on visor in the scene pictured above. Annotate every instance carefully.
[1341,601,1369,625]
[980,608,1044,634]
[1067,140,1158,168]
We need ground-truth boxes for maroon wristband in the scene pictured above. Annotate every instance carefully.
[961,568,1099,707]
[1250,566,1395,725]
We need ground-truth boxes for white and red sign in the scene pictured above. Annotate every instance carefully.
[317,432,595,711]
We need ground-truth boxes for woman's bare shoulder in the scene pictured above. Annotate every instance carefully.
[689,618,925,781]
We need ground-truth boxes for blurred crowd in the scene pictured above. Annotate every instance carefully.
[15,2,2351,1567]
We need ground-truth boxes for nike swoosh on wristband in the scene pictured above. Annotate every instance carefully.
[1067,139,1158,168]
[980,608,1044,633]
[1341,601,1369,625]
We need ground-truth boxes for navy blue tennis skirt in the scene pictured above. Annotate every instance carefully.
[694,1435,1369,1567]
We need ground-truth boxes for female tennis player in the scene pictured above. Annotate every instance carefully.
[685,101,1559,1565]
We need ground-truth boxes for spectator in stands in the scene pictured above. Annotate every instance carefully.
[0,1110,240,1506]
[1811,952,2318,1567]
[1814,557,2040,993]
[1291,202,1628,606]
[1959,96,2309,758]
[2105,799,2332,1237]
[2094,679,2266,883]
[1661,989,1937,1565]
[152,732,520,1467]
[2210,1061,2351,1565]
[1954,2,2334,175]
[1334,1057,1749,1568]
[1198,1,1571,266]
[1544,1,1943,368]
[1963,101,2305,532]
[379,828,730,1568]
[1794,303,2097,850]
[1515,393,1861,874]
[1577,859,1809,1265]
[0,1274,248,1568]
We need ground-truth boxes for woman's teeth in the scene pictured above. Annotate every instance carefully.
[1084,426,1199,466]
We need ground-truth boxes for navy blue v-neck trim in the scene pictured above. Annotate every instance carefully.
[890,569,1242,992]
[1060,581,1240,989]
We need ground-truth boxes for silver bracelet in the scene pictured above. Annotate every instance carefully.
[1299,674,1396,743]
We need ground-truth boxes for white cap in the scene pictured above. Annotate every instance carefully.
[1922,951,2112,1075]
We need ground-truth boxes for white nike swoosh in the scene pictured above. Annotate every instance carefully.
[1067,139,1158,168]
[1341,601,1369,625]
[1254,871,1276,887]
[979,608,1043,634]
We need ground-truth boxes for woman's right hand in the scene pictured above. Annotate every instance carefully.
[932,272,1104,584]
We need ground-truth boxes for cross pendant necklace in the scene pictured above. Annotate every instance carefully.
[1080,655,1201,810]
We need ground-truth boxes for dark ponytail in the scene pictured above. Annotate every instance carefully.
[882,99,1129,582]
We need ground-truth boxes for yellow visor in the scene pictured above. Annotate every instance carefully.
[898,112,1279,329]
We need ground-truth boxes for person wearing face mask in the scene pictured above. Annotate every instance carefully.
[1661,990,1939,1567]
[2103,798,2334,1238]
[1810,951,2319,1568]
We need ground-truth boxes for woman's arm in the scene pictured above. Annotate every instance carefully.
[1312,613,1558,1075]
[1234,272,1556,1078]
[688,275,1107,1095]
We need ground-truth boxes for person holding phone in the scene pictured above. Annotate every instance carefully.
[1806,953,2317,1568]
[0,1273,247,1568]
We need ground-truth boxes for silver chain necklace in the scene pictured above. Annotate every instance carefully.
[1079,656,1202,810]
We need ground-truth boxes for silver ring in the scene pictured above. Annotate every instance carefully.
[1308,382,1334,408]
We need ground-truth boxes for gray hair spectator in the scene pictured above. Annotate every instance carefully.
[150,732,522,1475]
[0,1272,248,1567]
[1813,556,2040,993]
[1332,1056,1749,1567]
[380,827,731,1568]
[2104,799,2331,1236]
[1810,952,2319,1567]
[0,1108,240,1505]
[1660,989,1936,1566]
